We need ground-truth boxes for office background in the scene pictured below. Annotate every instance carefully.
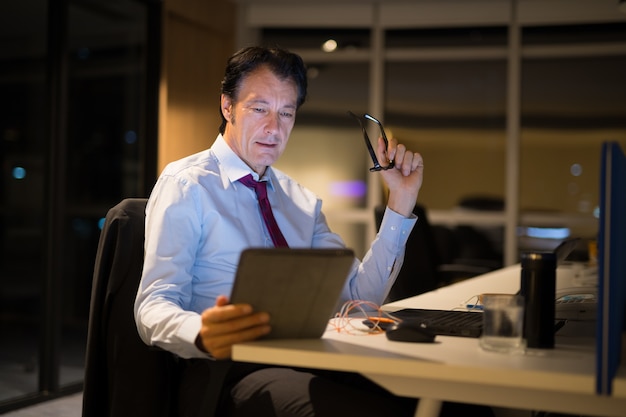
[0,0,625,413]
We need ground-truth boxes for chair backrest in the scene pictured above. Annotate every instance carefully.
[375,204,499,303]
[83,198,229,417]
[83,198,178,417]
[375,204,442,302]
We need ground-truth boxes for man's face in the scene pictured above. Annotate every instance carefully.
[221,65,298,176]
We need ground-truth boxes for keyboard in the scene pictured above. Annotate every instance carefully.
[390,308,484,338]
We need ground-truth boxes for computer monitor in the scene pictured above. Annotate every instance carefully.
[596,141,626,395]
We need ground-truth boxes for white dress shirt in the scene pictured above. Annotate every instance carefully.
[134,134,417,358]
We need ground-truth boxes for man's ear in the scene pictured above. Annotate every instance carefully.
[221,94,233,122]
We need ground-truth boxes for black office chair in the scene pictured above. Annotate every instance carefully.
[83,198,229,417]
[375,204,497,303]
[375,204,442,302]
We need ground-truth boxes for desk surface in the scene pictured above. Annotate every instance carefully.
[233,264,626,417]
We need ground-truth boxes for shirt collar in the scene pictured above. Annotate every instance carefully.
[211,134,278,190]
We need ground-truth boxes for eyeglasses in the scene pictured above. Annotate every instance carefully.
[348,111,395,172]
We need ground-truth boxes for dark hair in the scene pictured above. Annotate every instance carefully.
[219,46,308,134]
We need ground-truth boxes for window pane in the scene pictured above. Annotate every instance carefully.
[0,0,48,403]
[60,0,148,387]
[385,59,507,210]
[523,23,626,46]
[261,28,370,50]
[519,22,626,253]
[386,27,507,48]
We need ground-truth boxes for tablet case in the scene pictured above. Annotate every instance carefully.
[230,248,355,339]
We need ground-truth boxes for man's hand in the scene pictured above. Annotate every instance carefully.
[377,135,424,217]
[196,295,271,359]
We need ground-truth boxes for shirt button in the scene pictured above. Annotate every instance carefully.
[390,225,397,231]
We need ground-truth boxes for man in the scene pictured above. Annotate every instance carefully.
[134,46,428,417]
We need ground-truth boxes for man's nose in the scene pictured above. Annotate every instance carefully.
[264,113,280,134]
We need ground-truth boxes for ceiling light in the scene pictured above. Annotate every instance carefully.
[321,39,337,53]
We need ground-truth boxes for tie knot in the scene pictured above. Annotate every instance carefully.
[239,174,267,198]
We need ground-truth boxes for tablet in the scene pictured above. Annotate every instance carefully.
[230,247,354,339]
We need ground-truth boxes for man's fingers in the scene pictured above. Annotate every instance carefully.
[202,322,271,358]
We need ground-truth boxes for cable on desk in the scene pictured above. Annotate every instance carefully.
[451,294,484,312]
[331,300,399,335]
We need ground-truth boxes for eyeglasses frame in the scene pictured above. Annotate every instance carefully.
[348,111,395,172]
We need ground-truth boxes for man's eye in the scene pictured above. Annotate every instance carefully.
[280,111,294,118]
[253,108,266,113]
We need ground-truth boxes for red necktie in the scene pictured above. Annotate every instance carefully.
[239,174,289,248]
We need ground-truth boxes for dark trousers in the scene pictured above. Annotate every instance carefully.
[219,362,494,417]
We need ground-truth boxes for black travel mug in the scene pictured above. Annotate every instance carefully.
[520,251,556,349]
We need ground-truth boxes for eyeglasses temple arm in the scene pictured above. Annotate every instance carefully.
[348,111,383,170]
[364,114,395,170]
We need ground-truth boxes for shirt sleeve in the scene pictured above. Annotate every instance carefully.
[339,206,417,306]
[134,175,212,359]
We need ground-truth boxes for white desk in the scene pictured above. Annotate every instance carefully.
[233,264,626,417]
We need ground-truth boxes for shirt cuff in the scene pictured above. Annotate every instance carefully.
[178,314,214,359]
[378,206,418,247]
